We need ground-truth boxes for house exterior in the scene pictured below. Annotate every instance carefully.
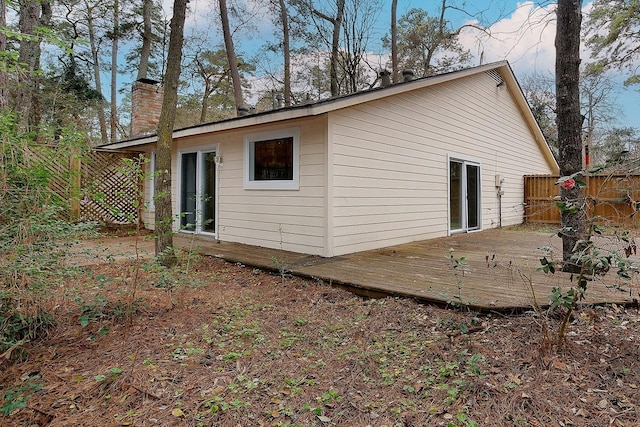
[101,61,558,257]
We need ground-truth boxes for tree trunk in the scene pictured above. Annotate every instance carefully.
[0,0,7,108]
[199,81,212,123]
[137,0,153,80]
[16,0,51,133]
[110,0,119,141]
[219,0,244,114]
[278,0,291,106]
[86,2,108,145]
[311,0,345,97]
[329,0,345,96]
[390,0,398,83]
[154,0,187,267]
[555,0,587,272]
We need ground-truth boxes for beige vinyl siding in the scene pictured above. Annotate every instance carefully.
[171,117,328,255]
[142,157,155,230]
[136,148,155,230]
[329,72,553,256]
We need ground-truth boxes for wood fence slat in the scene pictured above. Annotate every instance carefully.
[524,174,640,226]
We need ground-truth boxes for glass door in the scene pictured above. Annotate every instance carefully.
[180,150,217,234]
[449,159,480,233]
[201,153,216,232]
[180,153,197,231]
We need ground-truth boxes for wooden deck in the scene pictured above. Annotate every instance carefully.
[175,228,640,311]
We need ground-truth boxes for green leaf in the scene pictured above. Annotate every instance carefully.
[79,314,90,327]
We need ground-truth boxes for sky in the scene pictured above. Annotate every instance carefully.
[161,0,638,129]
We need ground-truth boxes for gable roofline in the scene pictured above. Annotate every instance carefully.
[99,61,559,173]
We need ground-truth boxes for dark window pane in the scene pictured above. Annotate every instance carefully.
[466,164,479,229]
[180,153,197,230]
[202,153,216,232]
[253,137,293,181]
[449,161,462,230]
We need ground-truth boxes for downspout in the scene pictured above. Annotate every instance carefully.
[496,175,504,228]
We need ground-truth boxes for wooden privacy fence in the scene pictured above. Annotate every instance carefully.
[524,174,640,226]
[26,146,144,225]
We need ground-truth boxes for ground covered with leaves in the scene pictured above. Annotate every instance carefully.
[1,252,639,427]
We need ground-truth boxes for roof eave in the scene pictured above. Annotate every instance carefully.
[99,60,559,175]
[499,63,559,174]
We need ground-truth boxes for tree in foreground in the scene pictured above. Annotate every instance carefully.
[555,0,588,272]
[154,0,188,267]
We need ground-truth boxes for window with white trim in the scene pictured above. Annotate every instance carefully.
[244,128,300,190]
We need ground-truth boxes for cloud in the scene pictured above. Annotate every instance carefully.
[161,0,276,50]
[458,1,558,75]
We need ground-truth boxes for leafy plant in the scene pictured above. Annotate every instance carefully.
[0,376,42,416]
[272,224,290,284]
[446,249,472,308]
[539,168,638,351]
[0,111,96,360]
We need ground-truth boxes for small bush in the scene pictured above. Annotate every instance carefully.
[0,110,95,360]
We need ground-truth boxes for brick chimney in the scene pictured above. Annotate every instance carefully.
[130,78,164,137]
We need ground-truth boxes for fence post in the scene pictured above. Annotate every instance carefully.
[69,151,81,219]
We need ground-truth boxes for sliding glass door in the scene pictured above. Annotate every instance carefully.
[449,159,480,233]
[180,150,217,234]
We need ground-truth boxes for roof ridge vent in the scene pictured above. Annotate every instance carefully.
[486,70,505,87]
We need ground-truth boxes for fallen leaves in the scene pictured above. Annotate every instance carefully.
[0,258,638,427]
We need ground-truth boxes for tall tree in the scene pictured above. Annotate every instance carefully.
[83,0,109,144]
[58,0,110,144]
[339,0,380,94]
[520,72,559,158]
[0,0,7,108]
[521,69,623,162]
[155,0,187,267]
[15,0,52,133]
[110,0,120,141]
[277,0,291,106]
[309,0,346,97]
[592,127,640,166]
[258,0,309,105]
[218,0,244,114]
[186,49,255,124]
[382,4,471,77]
[581,69,619,162]
[390,0,398,83]
[555,0,587,272]
[137,0,154,80]
[586,0,640,86]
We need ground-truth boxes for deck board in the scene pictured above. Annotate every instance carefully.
[175,229,640,311]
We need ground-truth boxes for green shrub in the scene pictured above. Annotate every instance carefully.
[0,110,95,360]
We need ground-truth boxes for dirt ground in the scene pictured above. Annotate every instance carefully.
[1,239,639,426]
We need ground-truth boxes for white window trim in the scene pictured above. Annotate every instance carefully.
[447,154,482,235]
[176,146,219,236]
[243,127,300,190]
[148,151,156,210]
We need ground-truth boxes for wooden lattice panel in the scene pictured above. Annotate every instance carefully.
[80,150,144,225]
[22,145,72,217]
[17,146,143,225]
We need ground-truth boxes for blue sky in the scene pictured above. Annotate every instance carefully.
[169,0,637,129]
